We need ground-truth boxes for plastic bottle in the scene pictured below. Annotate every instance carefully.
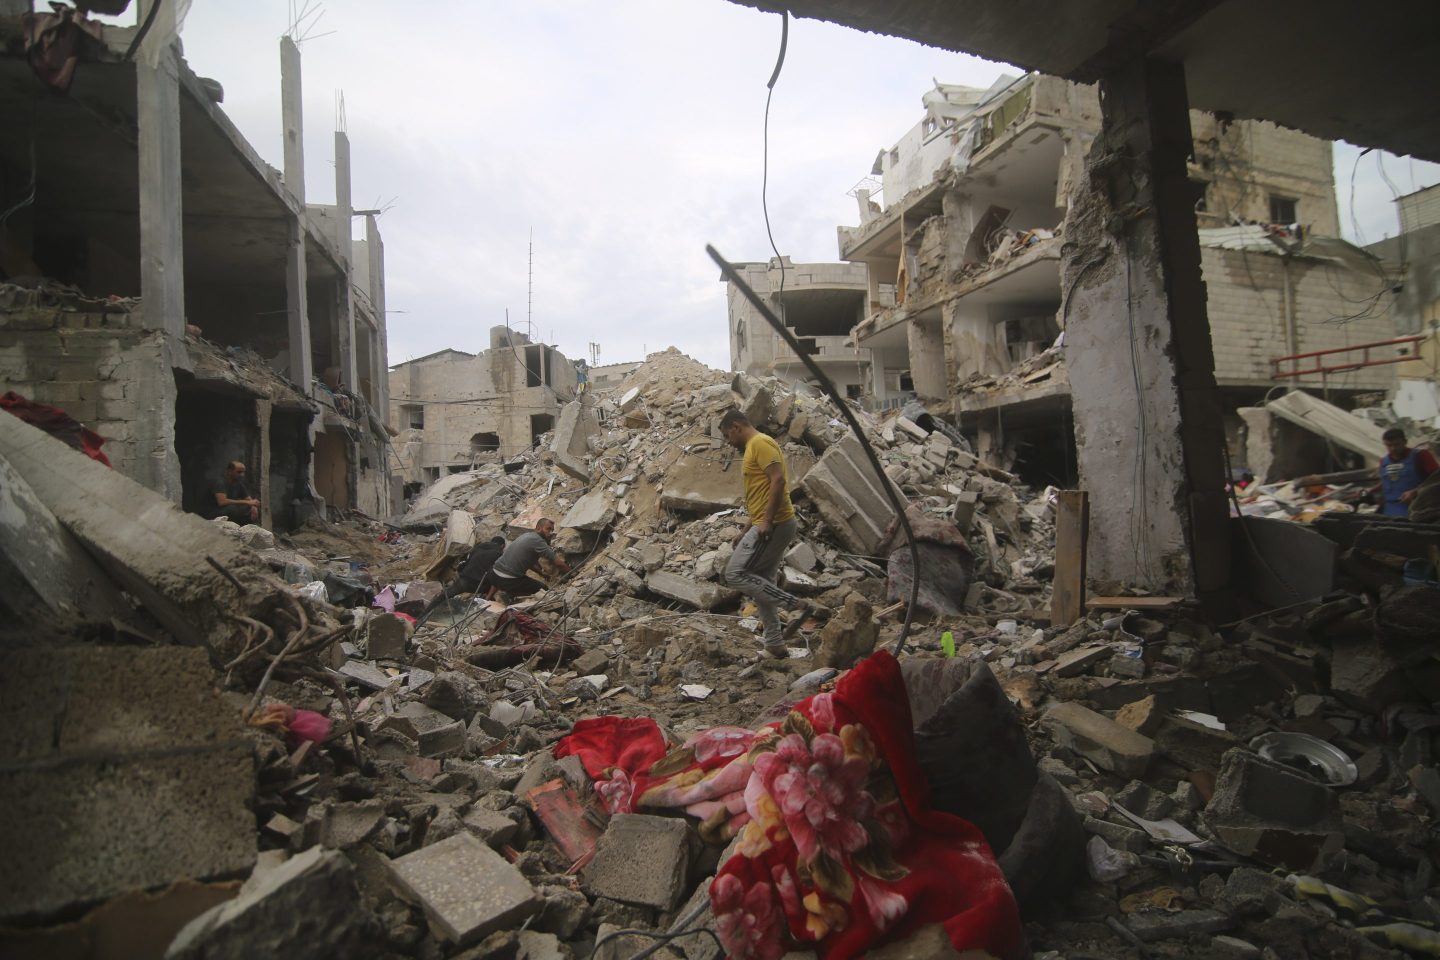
[941,630,956,658]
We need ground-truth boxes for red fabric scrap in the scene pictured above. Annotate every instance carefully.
[1,391,111,466]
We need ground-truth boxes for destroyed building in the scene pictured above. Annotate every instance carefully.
[0,9,396,525]
[832,74,1398,481]
[1369,182,1440,428]
[388,327,579,486]
[724,257,875,400]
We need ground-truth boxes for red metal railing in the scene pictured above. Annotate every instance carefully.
[1269,335,1426,379]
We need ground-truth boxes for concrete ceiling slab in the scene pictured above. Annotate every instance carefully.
[729,0,1440,162]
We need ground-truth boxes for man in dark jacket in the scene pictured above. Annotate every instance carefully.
[421,535,506,619]
[208,461,260,524]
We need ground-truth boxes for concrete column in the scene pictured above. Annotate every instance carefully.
[1060,58,1228,598]
[256,397,273,529]
[906,318,947,401]
[284,217,312,391]
[280,37,304,205]
[334,131,357,391]
[365,214,390,413]
[136,5,184,338]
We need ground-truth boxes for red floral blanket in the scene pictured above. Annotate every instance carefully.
[554,651,1023,960]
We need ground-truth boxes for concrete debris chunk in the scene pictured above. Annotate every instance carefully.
[365,612,412,660]
[583,814,692,910]
[1043,701,1154,778]
[646,570,736,611]
[165,847,375,960]
[1203,748,1343,872]
[386,833,539,946]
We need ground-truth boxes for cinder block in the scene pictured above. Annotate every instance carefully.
[386,833,538,945]
[583,814,692,910]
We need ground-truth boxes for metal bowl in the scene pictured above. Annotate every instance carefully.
[1250,732,1357,787]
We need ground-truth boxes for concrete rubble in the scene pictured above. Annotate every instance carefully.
[6,347,1440,960]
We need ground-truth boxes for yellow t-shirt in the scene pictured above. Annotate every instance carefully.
[742,432,795,526]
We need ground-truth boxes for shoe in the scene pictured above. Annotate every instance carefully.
[760,643,789,660]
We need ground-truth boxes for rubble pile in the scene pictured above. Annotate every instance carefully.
[8,347,1440,960]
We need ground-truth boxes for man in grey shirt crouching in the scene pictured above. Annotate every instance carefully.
[483,517,570,599]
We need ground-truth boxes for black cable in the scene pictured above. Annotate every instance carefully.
[591,923,725,959]
[709,245,921,657]
[761,12,789,322]
[124,0,164,62]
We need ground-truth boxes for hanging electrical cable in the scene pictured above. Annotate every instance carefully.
[709,246,922,657]
[761,11,789,306]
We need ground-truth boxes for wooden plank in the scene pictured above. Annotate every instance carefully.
[1085,595,1183,610]
[1051,490,1089,627]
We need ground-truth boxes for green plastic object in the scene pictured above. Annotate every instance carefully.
[941,630,955,658]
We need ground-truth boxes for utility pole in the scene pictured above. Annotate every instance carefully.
[527,229,534,341]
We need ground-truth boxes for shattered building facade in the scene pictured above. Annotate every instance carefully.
[837,74,1398,482]
[724,257,876,400]
[1369,182,1440,428]
[388,327,579,487]
[0,10,396,526]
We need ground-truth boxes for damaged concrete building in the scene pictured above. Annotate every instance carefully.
[0,7,396,526]
[1369,182,1440,428]
[724,257,876,400]
[833,73,1398,483]
[388,328,579,487]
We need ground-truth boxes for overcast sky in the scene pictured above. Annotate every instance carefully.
[171,2,1439,373]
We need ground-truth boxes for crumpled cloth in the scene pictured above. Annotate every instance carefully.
[465,608,581,669]
[553,651,1023,960]
[1,391,110,466]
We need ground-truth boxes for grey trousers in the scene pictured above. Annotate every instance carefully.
[723,518,801,643]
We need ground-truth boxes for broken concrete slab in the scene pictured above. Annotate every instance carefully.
[165,847,375,960]
[1204,748,1343,872]
[386,833,539,946]
[418,720,467,759]
[441,509,477,559]
[0,411,277,651]
[659,453,743,515]
[562,488,616,531]
[1053,645,1112,678]
[377,702,457,740]
[321,801,388,850]
[583,814,692,910]
[1125,908,1233,942]
[0,646,255,924]
[1153,714,1242,771]
[646,570,736,611]
[549,401,598,482]
[799,432,900,556]
[1043,701,1155,778]
[1329,636,1420,713]
[0,449,129,626]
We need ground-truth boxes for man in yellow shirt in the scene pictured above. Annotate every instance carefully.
[719,408,808,657]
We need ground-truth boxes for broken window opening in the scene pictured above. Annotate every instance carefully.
[174,384,261,522]
[1269,194,1298,225]
[402,403,424,429]
[470,431,500,455]
[524,345,545,388]
[529,413,554,447]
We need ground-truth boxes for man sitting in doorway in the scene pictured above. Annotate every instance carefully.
[209,460,260,524]
[483,517,570,600]
[1376,428,1440,518]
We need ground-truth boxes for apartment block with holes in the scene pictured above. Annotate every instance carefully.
[724,258,876,401]
[1367,183,1440,429]
[388,327,578,491]
[0,7,397,526]
[836,73,1401,485]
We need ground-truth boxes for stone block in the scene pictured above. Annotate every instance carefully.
[785,540,817,572]
[462,807,520,849]
[1203,749,1343,872]
[571,648,611,677]
[659,454,741,515]
[583,814,692,910]
[647,570,736,611]
[322,800,388,850]
[1329,637,1419,713]
[419,720,467,759]
[166,847,375,960]
[952,490,979,531]
[377,702,456,740]
[366,613,412,661]
[0,646,254,924]
[420,671,489,723]
[386,833,539,946]
[1043,701,1154,778]
[394,580,443,617]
